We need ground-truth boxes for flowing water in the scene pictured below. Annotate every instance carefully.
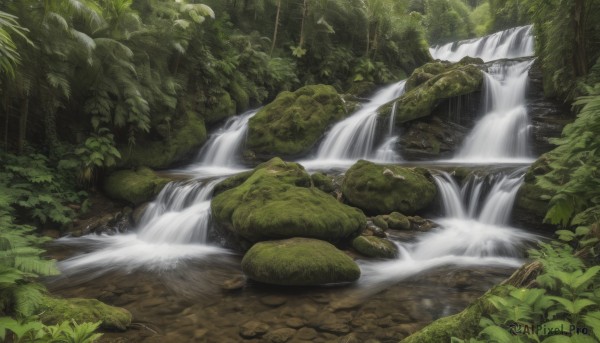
[430,25,534,62]
[48,25,546,342]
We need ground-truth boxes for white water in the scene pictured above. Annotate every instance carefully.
[314,81,406,162]
[455,60,534,162]
[430,25,534,62]
[360,169,537,286]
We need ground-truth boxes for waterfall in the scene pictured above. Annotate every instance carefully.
[359,169,537,286]
[455,60,534,162]
[315,81,406,161]
[193,109,258,168]
[430,25,534,62]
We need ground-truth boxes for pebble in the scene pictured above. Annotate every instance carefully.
[260,295,287,307]
[285,317,305,329]
[263,328,296,343]
[239,320,270,339]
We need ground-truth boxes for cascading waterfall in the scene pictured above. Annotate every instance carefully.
[430,25,534,62]
[455,60,534,162]
[360,169,537,285]
[315,80,406,162]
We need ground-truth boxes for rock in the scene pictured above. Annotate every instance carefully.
[311,172,335,193]
[398,116,470,160]
[211,158,365,244]
[241,238,361,286]
[239,320,270,339]
[352,236,398,259]
[117,111,207,169]
[38,296,131,331]
[514,154,552,229]
[263,328,296,343]
[378,63,483,125]
[131,202,150,226]
[285,317,306,329]
[104,167,169,205]
[372,216,388,230]
[296,327,318,340]
[247,85,347,158]
[387,212,411,230]
[222,275,246,291]
[260,295,287,307]
[342,160,437,215]
[408,216,438,231]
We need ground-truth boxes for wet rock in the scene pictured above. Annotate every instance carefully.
[338,333,361,343]
[239,320,270,339]
[408,216,438,231]
[104,167,170,205]
[386,212,411,230]
[399,116,470,160]
[247,85,347,158]
[263,328,296,343]
[260,295,287,307]
[39,296,131,331]
[285,317,306,329]
[241,238,360,286]
[296,327,318,340]
[131,202,150,226]
[222,275,246,291]
[352,236,398,259]
[342,160,436,215]
[372,216,388,230]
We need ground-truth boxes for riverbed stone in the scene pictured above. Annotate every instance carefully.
[342,160,436,215]
[241,238,361,286]
[247,85,346,158]
[239,320,270,339]
[352,236,399,259]
[260,295,287,307]
[211,158,365,244]
[372,216,388,230]
[38,296,132,331]
[387,212,411,230]
[296,327,318,340]
[263,328,296,343]
[285,317,306,329]
[103,167,169,205]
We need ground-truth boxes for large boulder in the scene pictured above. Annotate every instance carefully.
[247,85,346,158]
[342,160,436,215]
[241,238,361,286]
[378,63,483,125]
[117,111,207,169]
[211,158,366,244]
[39,296,132,331]
[104,167,169,205]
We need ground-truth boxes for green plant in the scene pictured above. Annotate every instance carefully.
[0,317,102,343]
[74,128,121,185]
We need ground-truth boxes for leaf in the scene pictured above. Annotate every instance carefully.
[478,325,514,342]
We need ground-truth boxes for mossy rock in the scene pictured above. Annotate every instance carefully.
[104,167,169,205]
[311,172,335,193]
[378,63,483,126]
[247,85,346,158]
[342,160,436,215]
[387,212,411,230]
[346,81,376,97]
[211,158,365,243]
[38,296,132,331]
[352,236,398,259]
[241,238,361,286]
[373,215,388,230]
[202,91,237,124]
[118,111,207,169]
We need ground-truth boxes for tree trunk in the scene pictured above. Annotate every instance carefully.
[299,0,308,48]
[18,96,29,154]
[270,0,281,56]
[572,0,588,77]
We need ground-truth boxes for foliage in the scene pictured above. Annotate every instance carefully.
[424,0,475,44]
[453,242,600,343]
[536,84,600,227]
[0,317,102,343]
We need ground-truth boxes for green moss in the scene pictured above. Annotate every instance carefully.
[342,160,436,215]
[118,111,207,169]
[352,236,398,259]
[247,85,346,157]
[202,92,237,124]
[104,167,169,205]
[373,215,388,230]
[379,63,483,125]
[229,81,250,112]
[241,237,360,286]
[346,81,376,97]
[39,296,132,331]
[387,212,411,230]
[211,158,365,243]
[311,172,335,193]
[401,286,508,343]
[213,169,254,196]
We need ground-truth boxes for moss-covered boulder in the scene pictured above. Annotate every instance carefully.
[311,172,335,193]
[378,63,483,126]
[352,236,398,259]
[514,154,552,228]
[39,296,132,331]
[211,158,366,244]
[387,212,411,230]
[202,91,237,124]
[241,238,361,286]
[373,215,388,230]
[117,111,207,169]
[104,167,169,205]
[247,85,346,158]
[342,160,436,215]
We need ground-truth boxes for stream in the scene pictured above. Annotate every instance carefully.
[46,25,544,342]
